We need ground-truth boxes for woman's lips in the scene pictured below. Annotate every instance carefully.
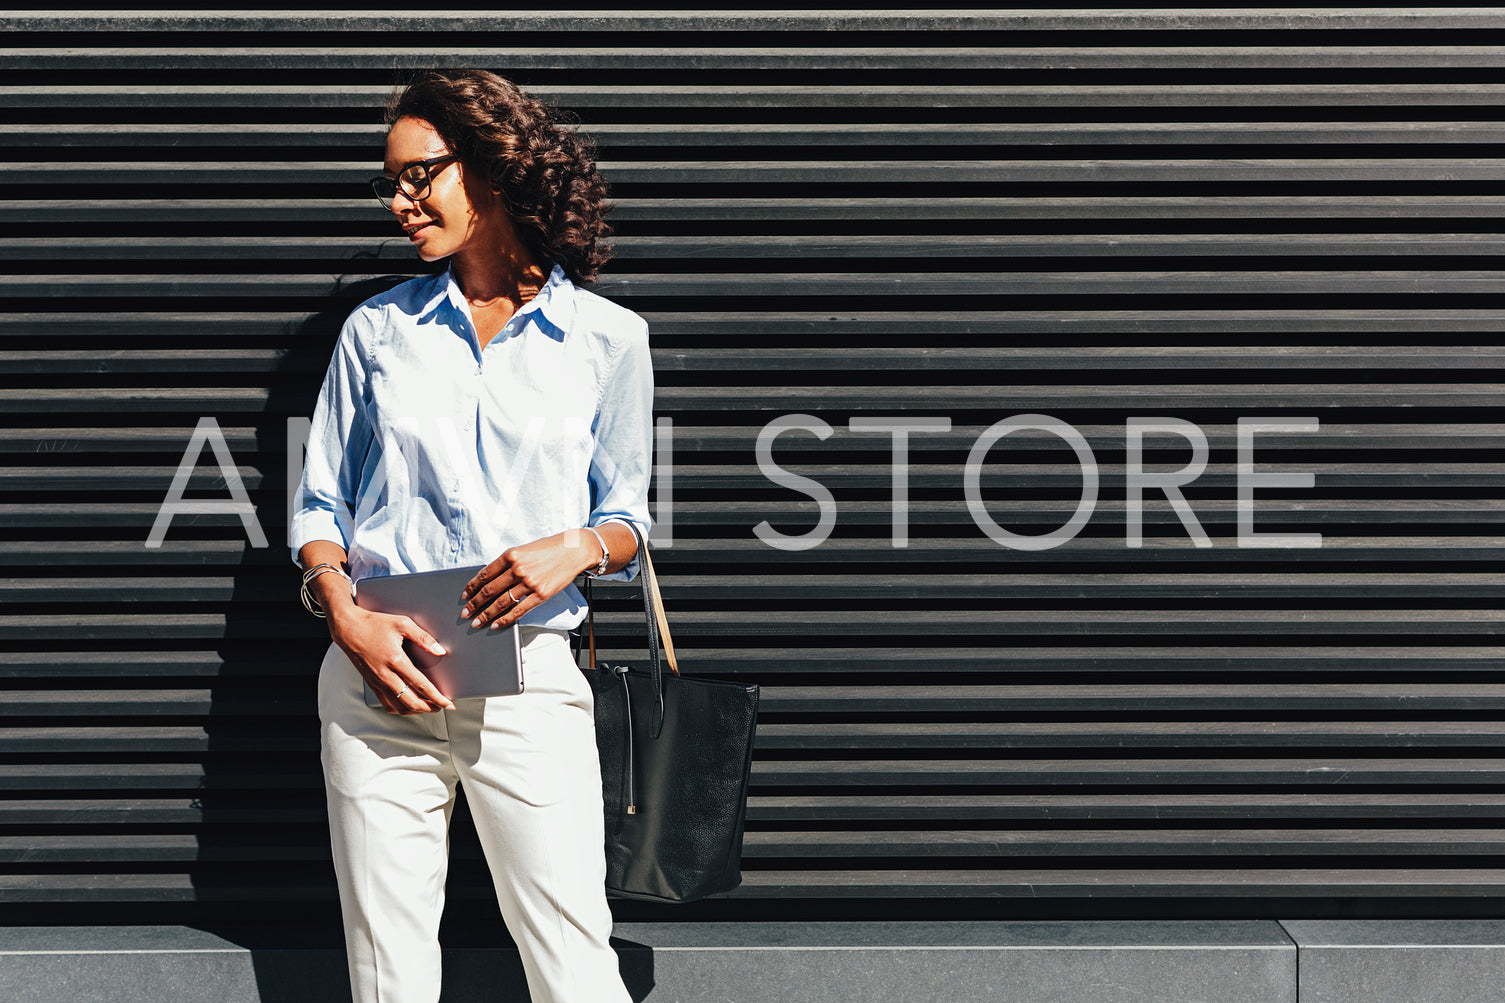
[404,222,433,242]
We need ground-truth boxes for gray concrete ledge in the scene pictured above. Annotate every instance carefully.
[24,919,1505,1002]
[22,920,1505,1002]
[615,920,1295,1003]
[0,921,1298,1003]
[1283,920,1505,1003]
[0,926,352,1003]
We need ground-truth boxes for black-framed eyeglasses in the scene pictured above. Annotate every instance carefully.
[370,154,459,210]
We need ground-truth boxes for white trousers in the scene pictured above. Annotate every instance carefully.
[318,628,631,1003]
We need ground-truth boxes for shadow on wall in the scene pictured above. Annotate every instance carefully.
[191,274,406,990]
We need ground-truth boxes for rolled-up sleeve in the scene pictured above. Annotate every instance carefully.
[290,315,372,561]
[587,320,654,582]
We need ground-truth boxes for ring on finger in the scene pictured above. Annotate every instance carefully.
[506,588,519,605]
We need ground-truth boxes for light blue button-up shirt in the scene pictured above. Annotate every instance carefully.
[291,264,653,629]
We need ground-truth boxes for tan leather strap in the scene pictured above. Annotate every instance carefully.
[587,589,597,669]
[582,527,676,675]
[639,543,678,676]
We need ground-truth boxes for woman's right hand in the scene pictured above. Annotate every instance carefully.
[327,605,456,715]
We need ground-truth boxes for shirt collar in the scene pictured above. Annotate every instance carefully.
[419,263,575,343]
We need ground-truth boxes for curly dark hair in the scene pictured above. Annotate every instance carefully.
[386,70,612,284]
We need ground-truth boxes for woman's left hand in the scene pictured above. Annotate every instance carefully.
[460,530,599,629]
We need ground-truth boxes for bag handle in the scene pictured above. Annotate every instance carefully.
[639,538,679,675]
[584,522,677,737]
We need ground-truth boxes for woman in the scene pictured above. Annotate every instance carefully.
[292,70,648,1003]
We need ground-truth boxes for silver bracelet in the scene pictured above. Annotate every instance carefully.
[300,562,353,618]
[583,525,610,577]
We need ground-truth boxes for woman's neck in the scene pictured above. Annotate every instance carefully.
[444,202,550,350]
[448,224,549,350]
[451,243,548,309]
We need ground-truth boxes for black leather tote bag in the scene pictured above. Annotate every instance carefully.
[582,531,758,903]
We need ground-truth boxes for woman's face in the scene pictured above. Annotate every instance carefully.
[382,115,503,263]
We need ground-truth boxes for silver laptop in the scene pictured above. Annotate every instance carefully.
[354,565,524,708]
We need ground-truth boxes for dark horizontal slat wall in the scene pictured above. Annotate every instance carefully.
[1,11,1503,924]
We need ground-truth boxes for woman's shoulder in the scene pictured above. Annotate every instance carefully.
[337,271,449,348]
[567,284,649,349]
[346,271,447,324]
